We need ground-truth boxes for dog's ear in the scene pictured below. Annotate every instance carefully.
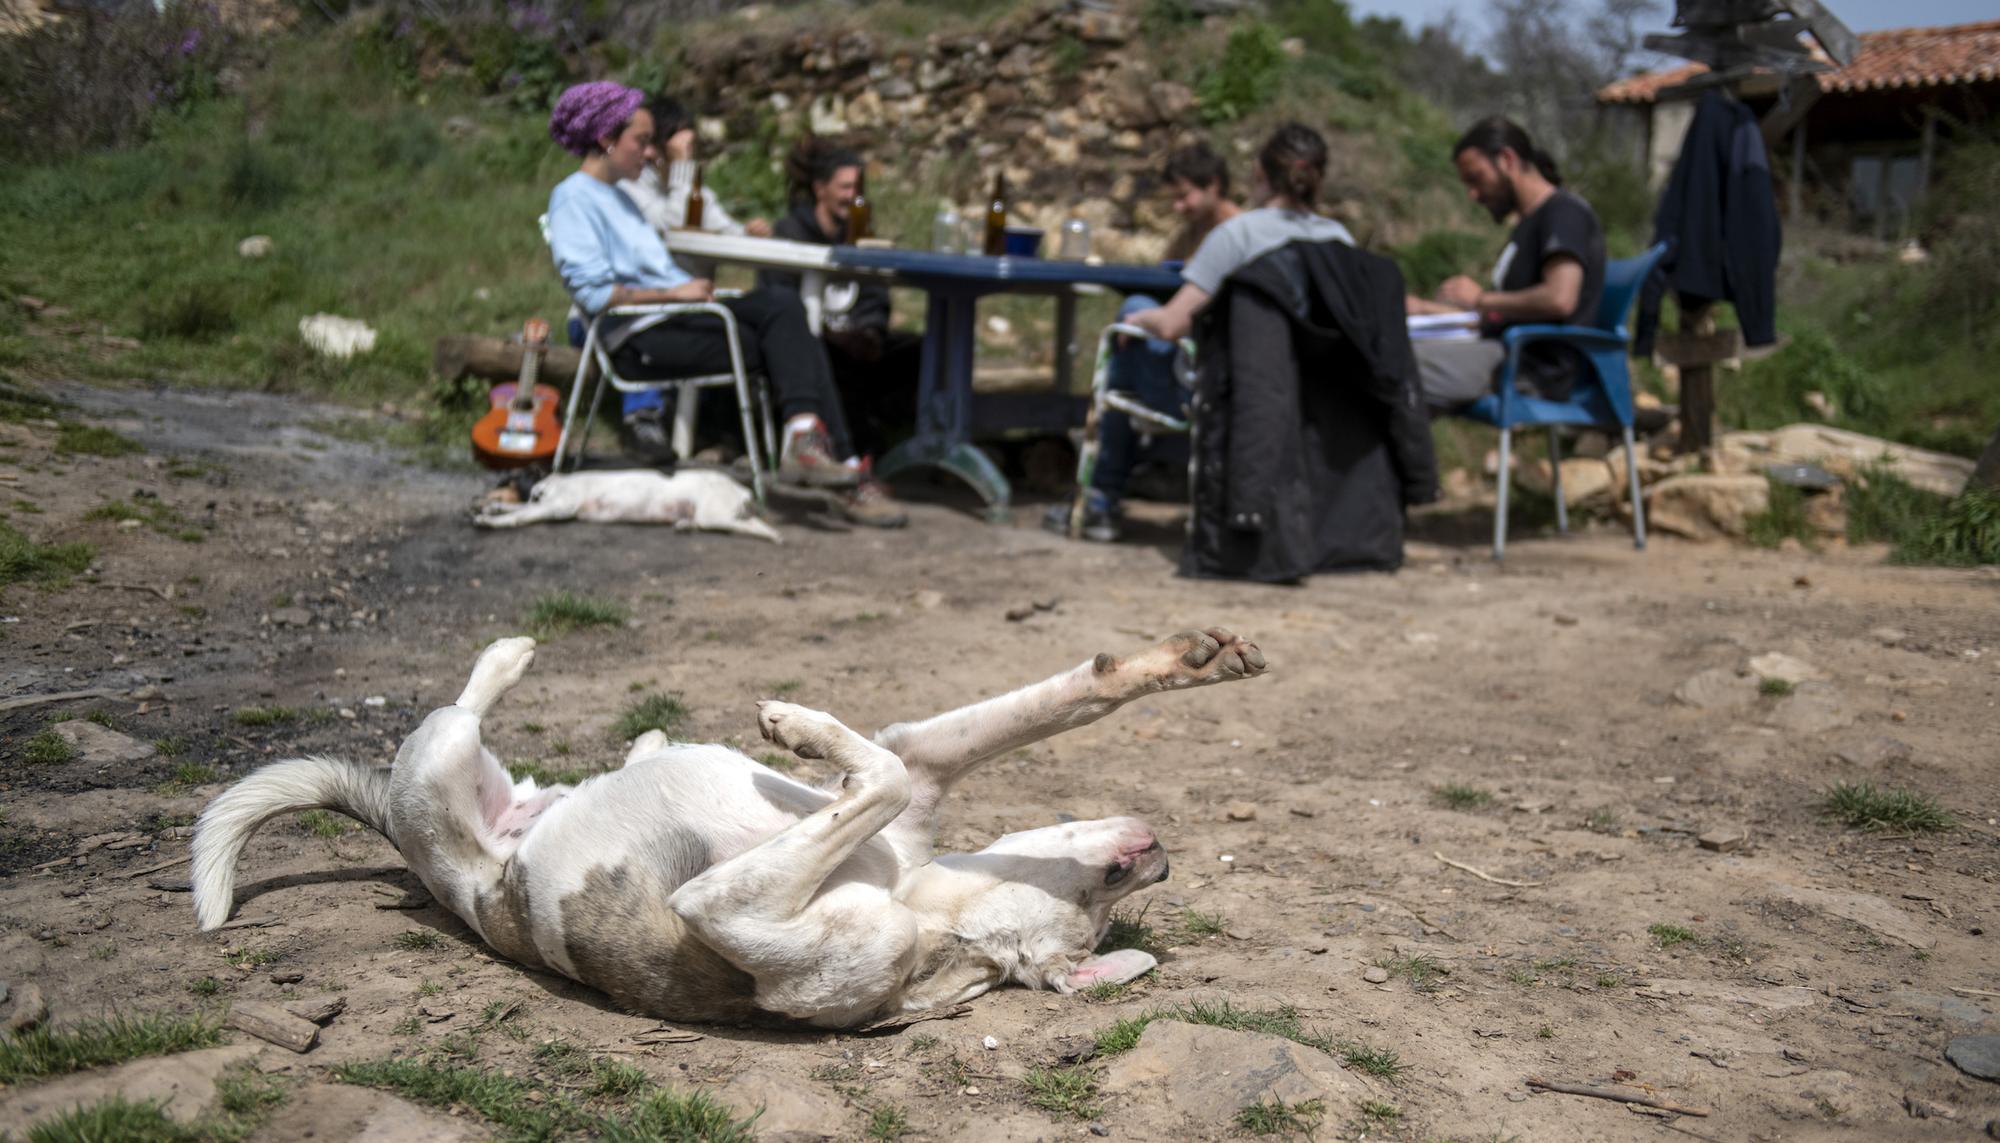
[1049,949,1157,994]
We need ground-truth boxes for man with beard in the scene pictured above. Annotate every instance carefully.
[1408,118,1605,409]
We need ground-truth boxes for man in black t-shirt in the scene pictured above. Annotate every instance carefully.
[1408,118,1606,408]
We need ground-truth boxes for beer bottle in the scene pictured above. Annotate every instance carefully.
[982,172,1007,256]
[845,169,873,243]
[685,163,706,230]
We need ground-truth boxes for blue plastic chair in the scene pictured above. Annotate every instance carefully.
[1451,242,1669,559]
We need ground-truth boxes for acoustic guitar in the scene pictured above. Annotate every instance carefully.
[470,318,561,470]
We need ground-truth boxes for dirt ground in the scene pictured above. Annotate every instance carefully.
[2,379,1997,1142]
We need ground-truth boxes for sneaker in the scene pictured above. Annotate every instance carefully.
[777,418,861,489]
[617,407,677,466]
[1041,494,1122,543]
[837,479,908,528]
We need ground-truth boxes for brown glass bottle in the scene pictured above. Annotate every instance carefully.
[685,164,705,230]
[981,172,1007,256]
[845,170,872,243]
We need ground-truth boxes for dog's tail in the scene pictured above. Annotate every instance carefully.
[191,756,394,931]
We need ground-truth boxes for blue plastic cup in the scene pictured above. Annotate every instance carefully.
[1002,226,1043,258]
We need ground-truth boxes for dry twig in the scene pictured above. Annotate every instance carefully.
[1434,851,1544,888]
[1526,1076,1710,1117]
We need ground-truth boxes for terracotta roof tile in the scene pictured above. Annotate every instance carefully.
[1596,18,2000,103]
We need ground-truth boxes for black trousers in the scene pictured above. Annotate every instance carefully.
[611,287,854,459]
[825,327,922,461]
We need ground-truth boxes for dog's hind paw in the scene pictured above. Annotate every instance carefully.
[1105,627,1267,695]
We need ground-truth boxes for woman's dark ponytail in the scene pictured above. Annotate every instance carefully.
[1453,116,1562,186]
[1256,121,1328,208]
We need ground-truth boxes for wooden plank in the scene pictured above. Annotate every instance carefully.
[1677,304,1718,454]
[229,1001,320,1053]
[1653,328,1741,369]
[433,335,584,385]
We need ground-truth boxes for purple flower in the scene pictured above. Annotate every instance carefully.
[179,29,202,57]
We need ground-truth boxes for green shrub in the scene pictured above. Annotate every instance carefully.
[0,521,93,589]
[1894,485,2000,567]
[1725,328,1889,431]
[1744,479,1815,549]
[1197,22,1287,123]
[1390,230,1490,296]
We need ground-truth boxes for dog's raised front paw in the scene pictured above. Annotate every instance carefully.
[1100,627,1267,695]
[755,700,848,761]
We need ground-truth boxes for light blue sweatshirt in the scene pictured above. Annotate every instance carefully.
[546,171,692,331]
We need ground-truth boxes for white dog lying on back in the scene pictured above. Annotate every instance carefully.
[190,627,1266,1028]
[474,470,778,543]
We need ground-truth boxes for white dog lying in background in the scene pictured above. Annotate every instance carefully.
[474,470,779,543]
[190,627,1266,1028]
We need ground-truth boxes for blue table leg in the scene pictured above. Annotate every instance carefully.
[877,285,1014,522]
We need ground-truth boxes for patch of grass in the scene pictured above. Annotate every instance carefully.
[1095,906,1163,956]
[1584,808,1621,834]
[1596,973,1625,989]
[152,734,190,759]
[596,1087,758,1143]
[1180,908,1226,937]
[416,980,443,998]
[507,760,592,786]
[83,497,204,543]
[391,1016,422,1035]
[1081,979,1141,1002]
[1433,783,1493,810]
[523,591,627,639]
[1759,676,1795,697]
[155,761,219,796]
[232,706,297,728]
[1374,953,1448,993]
[1537,1023,1556,1039]
[83,707,125,730]
[297,809,358,838]
[1236,1095,1325,1136]
[189,977,221,997]
[0,1013,222,1084]
[223,948,274,969]
[23,1096,199,1143]
[1893,485,2000,567]
[1093,1014,1156,1057]
[395,930,444,952]
[24,728,78,765]
[766,679,803,698]
[1745,478,1817,549]
[55,422,143,457]
[865,1104,910,1140]
[1023,1065,1100,1120]
[214,1064,289,1121]
[905,1034,937,1054]
[611,692,688,742]
[1820,782,1953,833]
[1648,923,1699,949]
[1167,1000,1333,1053]
[1337,1041,1409,1081]
[0,521,95,590]
[335,1058,565,1139]
[520,721,545,734]
[1357,1099,1400,1126]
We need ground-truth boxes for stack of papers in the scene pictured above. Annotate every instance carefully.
[1406,312,1481,342]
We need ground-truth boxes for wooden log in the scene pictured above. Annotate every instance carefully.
[1676,303,1717,455]
[229,1001,320,1053]
[1971,423,2000,492]
[284,996,347,1026]
[433,335,583,386]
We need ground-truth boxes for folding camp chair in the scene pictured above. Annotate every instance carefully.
[1066,321,1194,539]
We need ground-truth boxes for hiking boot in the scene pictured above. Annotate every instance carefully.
[617,407,676,466]
[777,418,861,489]
[1041,494,1122,543]
[837,479,908,528]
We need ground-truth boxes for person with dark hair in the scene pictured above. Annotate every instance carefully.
[1161,141,1241,262]
[620,96,773,276]
[755,136,922,464]
[1047,123,1353,542]
[543,83,908,527]
[1406,116,1606,409]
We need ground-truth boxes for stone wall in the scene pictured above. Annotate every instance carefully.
[677,1,1296,262]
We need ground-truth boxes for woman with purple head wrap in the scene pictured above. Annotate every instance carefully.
[541,83,908,524]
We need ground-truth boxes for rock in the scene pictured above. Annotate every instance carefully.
[1869,626,1910,646]
[1148,81,1194,122]
[1645,473,1770,539]
[254,1082,485,1142]
[1880,990,1997,1027]
[1225,802,1257,822]
[298,314,377,360]
[1831,736,1912,767]
[1946,1035,2000,1082]
[1673,667,1757,710]
[0,1044,261,1130]
[1766,682,1854,735]
[49,721,156,766]
[1802,488,1847,535]
[714,1067,854,1141]
[1514,457,1615,507]
[1719,424,1974,497]
[1361,966,1390,984]
[912,589,944,610]
[1770,883,1935,949]
[1698,828,1747,853]
[271,606,312,627]
[236,235,274,259]
[1073,9,1130,43]
[1747,652,1823,685]
[1905,1093,1959,1119]
[1099,1021,1358,1127]
[5,983,48,1032]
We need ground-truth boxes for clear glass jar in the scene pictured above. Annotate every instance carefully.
[932,207,963,253]
[1058,217,1091,260]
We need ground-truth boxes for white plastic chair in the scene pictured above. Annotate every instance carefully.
[537,215,778,498]
[1066,322,1193,539]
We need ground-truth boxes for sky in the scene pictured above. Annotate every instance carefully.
[1346,0,1996,38]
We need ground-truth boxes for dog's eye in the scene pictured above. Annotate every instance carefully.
[1103,862,1129,887]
